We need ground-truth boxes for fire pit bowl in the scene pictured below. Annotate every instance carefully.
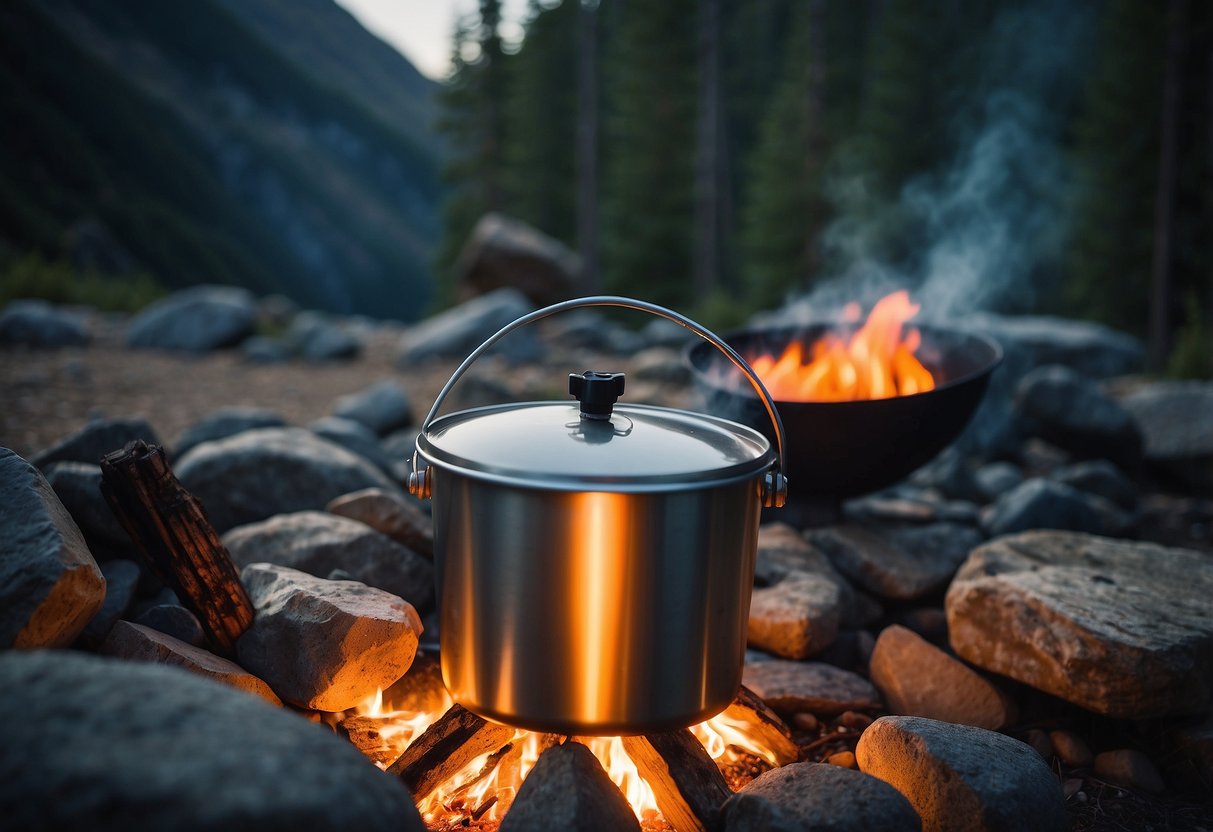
[687,324,1003,498]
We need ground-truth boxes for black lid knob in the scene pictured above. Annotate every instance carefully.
[569,371,625,420]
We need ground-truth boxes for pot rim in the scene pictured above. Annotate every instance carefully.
[416,401,777,493]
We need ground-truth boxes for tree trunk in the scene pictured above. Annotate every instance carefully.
[577,0,601,293]
[1149,0,1186,368]
[694,0,721,299]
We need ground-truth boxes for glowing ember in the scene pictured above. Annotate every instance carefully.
[340,692,787,830]
[749,290,936,401]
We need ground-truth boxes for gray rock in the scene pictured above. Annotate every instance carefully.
[743,659,882,716]
[974,462,1024,503]
[984,478,1128,538]
[641,317,696,349]
[1119,380,1213,491]
[237,563,422,711]
[43,461,129,546]
[0,449,105,648]
[134,603,206,647]
[856,715,1066,832]
[288,312,363,362]
[31,417,160,469]
[909,449,986,502]
[0,299,90,347]
[333,380,414,436]
[172,406,286,459]
[453,213,580,307]
[723,762,921,832]
[750,525,845,660]
[1015,365,1142,464]
[1049,459,1137,511]
[256,293,299,328]
[77,559,141,648]
[0,650,424,831]
[241,335,293,363]
[869,625,1015,730]
[966,313,1144,379]
[396,287,538,364]
[222,511,434,610]
[309,417,396,476]
[126,285,257,352]
[327,488,433,559]
[808,524,977,602]
[498,741,639,832]
[100,620,281,705]
[174,427,398,533]
[946,531,1213,718]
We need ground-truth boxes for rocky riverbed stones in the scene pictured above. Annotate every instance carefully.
[309,416,396,475]
[175,427,398,532]
[333,379,414,436]
[223,510,434,610]
[171,406,286,459]
[43,460,130,546]
[857,715,1066,832]
[1,449,105,648]
[722,762,921,832]
[31,416,160,469]
[869,625,1014,730]
[0,299,90,347]
[327,487,433,559]
[743,659,882,716]
[99,620,280,704]
[983,478,1128,538]
[396,287,538,364]
[1015,365,1143,464]
[126,285,257,352]
[946,531,1213,718]
[0,650,425,831]
[237,563,423,711]
[807,524,975,601]
[1119,380,1213,491]
[77,558,140,647]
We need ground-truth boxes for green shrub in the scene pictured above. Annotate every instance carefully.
[0,252,165,313]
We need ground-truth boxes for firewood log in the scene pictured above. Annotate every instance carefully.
[622,729,730,832]
[99,440,252,654]
[386,704,514,800]
[720,685,800,766]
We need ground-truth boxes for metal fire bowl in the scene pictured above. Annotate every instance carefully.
[686,324,1003,498]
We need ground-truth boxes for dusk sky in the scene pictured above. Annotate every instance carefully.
[334,0,530,80]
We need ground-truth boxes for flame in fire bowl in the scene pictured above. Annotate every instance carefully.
[687,324,1003,498]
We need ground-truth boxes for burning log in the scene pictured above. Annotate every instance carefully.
[387,704,514,801]
[622,729,731,832]
[99,440,253,654]
[718,685,800,766]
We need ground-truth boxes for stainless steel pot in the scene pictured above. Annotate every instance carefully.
[408,297,787,735]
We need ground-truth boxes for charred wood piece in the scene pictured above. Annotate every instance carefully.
[623,729,731,832]
[720,685,800,766]
[387,704,514,801]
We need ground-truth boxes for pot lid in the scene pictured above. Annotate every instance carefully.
[417,372,774,490]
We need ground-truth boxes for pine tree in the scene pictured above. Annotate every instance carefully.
[432,0,508,306]
[600,0,698,307]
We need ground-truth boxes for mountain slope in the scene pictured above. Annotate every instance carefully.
[1,0,442,320]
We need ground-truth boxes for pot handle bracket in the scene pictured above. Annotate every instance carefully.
[408,295,788,508]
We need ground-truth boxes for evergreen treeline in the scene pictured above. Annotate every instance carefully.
[437,0,1212,374]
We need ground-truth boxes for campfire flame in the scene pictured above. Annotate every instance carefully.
[750,290,936,401]
[344,690,784,829]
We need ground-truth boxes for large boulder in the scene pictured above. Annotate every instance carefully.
[237,564,422,711]
[222,511,434,611]
[174,428,398,533]
[946,531,1213,718]
[0,299,90,347]
[31,417,160,469]
[1118,380,1213,491]
[453,213,580,307]
[856,715,1066,832]
[0,449,105,648]
[723,762,921,832]
[396,288,538,364]
[0,650,425,831]
[126,285,257,352]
